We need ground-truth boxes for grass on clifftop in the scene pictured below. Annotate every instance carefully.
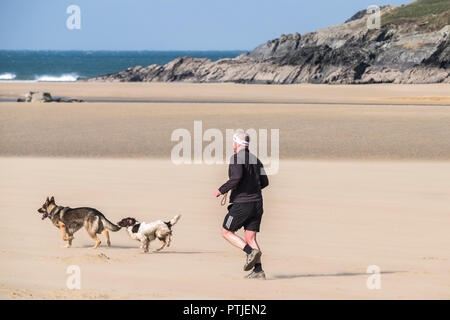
[382,0,450,31]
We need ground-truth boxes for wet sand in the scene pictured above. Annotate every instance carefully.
[0,82,449,104]
[0,85,450,160]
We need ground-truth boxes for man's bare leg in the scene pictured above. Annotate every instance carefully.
[221,228,246,250]
[222,228,263,275]
[244,230,261,263]
[244,230,264,278]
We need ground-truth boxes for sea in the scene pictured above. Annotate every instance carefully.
[0,50,245,82]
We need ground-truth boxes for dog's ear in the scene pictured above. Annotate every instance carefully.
[46,197,50,203]
[50,196,55,203]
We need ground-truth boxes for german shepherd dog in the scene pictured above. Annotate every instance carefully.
[37,196,121,248]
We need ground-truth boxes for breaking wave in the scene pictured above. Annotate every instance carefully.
[34,73,79,82]
[0,73,16,80]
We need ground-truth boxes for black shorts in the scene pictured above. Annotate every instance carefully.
[222,200,264,232]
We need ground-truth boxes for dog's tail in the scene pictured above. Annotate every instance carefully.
[165,214,181,229]
[101,216,121,232]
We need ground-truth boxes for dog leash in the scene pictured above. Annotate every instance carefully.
[220,192,228,206]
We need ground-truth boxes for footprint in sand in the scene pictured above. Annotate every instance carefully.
[55,252,112,264]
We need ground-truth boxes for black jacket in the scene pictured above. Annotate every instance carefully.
[218,149,269,203]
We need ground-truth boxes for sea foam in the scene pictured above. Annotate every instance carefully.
[0,73,17,80]
[35,74,79,82]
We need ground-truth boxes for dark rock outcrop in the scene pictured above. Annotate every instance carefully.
[85,6,449,84]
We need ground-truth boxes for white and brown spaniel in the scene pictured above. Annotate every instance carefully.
[117,215,181,253]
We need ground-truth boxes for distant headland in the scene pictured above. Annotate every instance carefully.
[84,1,450,84]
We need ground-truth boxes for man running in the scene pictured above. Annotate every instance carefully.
[214,130,269,279]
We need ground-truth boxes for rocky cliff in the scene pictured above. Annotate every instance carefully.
[85,1,450,84]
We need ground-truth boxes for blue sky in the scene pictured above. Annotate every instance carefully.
[0,0,412,51]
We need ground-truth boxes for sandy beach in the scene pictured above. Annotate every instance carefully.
[0,83,449,299]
